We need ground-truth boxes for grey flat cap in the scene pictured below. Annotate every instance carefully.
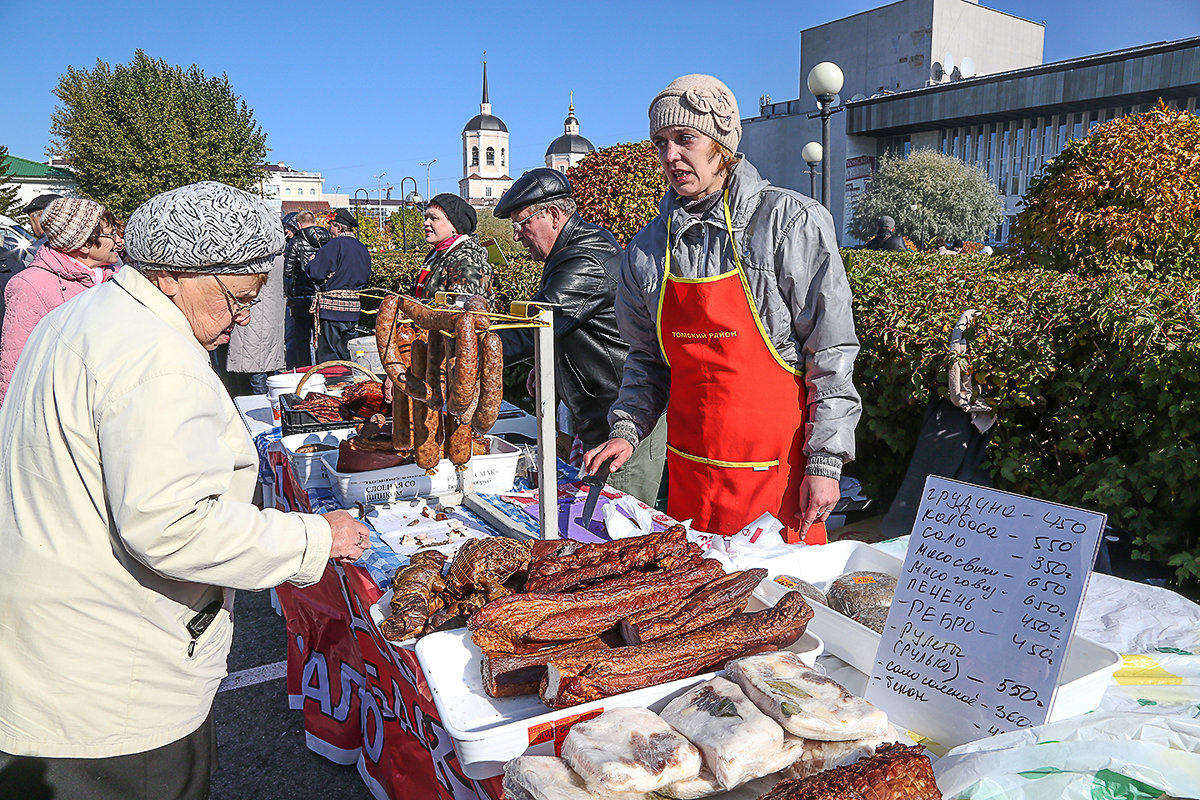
[126,181,285,274]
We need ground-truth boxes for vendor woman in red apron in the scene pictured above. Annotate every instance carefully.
[583,74,861,544]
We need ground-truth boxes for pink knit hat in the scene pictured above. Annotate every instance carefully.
[41,197,105,252]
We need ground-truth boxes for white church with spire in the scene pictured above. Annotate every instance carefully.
[459,57,512,207]
[545,93,595,173]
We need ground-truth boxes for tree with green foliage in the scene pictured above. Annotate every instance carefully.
[0,145,21,219]
[388,207,425,253]
[49,50,268,219]
[353,208,386,250]
[1012,102,1200,279]
[849,149,1002,247]
[567,141,666,246]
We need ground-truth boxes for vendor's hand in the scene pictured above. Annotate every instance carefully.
[525,369,536,398]
[324,510,372,563]
[382,377,394,404]
[796,474,840,540]
[583,438,634,476]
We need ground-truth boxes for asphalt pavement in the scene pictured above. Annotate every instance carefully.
[210,588,371,800]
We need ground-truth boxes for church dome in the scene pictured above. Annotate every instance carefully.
[463,113,508,133]
[545,133,594,158]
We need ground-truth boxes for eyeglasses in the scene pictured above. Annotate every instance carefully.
[213,275,261,319]
[511,207,549,231]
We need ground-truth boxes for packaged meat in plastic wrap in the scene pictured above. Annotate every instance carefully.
[560,708,701,793]
[725,652,889,741]
[502,756,646,800]
[782,724,902,781]
[825,570,896,619]
[659,677,786,790]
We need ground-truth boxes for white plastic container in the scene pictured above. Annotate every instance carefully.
[279,427,355,490]
[413,592,824,780]
[266,371,326,423]
[320,435,520,505]
[751,541,1121,724]
[348,335,384,374]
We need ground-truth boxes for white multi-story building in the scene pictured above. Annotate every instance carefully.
[740,0,1200,243]
[459,61,513,207]
[1,154,78,207]
[259,162,324,209]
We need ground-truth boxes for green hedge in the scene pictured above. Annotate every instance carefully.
[369,248,1200,584]
[846,250,1200,585]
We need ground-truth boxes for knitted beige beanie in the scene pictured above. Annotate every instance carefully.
[41,197,105,252]
[649,74,741,153]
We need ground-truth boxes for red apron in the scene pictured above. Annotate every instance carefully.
[657,193,825,545]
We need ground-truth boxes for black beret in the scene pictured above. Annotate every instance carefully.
[429,193,477,235]
[333,208,358,229]
[494,168,572,219]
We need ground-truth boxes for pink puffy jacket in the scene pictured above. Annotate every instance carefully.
[0,247,116,406]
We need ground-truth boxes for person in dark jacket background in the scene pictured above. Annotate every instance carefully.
[283,211,325,367]
[863,215,909,251]
[413,193,493,302]
[495,168,666,505]
[305,208,370,362]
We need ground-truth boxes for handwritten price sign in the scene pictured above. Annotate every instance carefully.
[865,476,1104,747]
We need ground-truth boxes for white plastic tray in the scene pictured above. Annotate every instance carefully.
[413,591,823,780]
[280,427,355,490]
[751,540,1120,724]
[320,435,520,505]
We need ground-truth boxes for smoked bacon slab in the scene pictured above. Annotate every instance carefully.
[468,557,724,653]
[524,525,692,593]
[539,591,814,709]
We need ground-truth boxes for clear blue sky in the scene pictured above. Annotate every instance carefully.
[4,0,1197,200]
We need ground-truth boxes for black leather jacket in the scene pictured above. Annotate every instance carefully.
[498,214,628,447]
[284,231,319,301]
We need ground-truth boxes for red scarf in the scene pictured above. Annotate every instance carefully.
[417,235,464,298]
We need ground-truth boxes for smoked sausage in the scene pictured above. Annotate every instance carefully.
[426,330,447,410]
[464,294,492,332]
[401,333,433,404]
[445,417,473,468]
[413,405,443,472]
[392,387,414,451]
[398,295,459,332]
[472,332,504,433]
[448,313,480,420]
[374,294,400,380]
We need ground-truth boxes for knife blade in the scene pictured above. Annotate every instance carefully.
[578,456,615,533]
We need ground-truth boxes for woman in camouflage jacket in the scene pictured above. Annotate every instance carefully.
[414,193,494,302]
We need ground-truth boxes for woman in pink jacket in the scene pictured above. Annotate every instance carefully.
[0,197,118,405]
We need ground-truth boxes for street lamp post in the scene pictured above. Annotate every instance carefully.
[398,176,418,253]
[419,160,437,200]
[801,141,823,201]
[806,61,844,213]
[373,172,387,230]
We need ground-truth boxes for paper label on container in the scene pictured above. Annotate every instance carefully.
[527,708,604,755]
[865,476,1104,748]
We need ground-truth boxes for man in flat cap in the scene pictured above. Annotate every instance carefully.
[305,207,371,362]
[494,168,666,505]
[20,193,62,266]
[0,181,369,799]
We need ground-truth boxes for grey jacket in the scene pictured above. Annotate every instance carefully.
[609,157,861,466]
[227,252,286,373]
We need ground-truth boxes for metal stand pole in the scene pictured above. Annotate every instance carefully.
[532,305,558,539]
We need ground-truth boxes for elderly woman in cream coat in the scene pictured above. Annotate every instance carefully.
[0,182,370,800]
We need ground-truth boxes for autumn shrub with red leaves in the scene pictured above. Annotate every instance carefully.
[567,141,667,246]
[1012,102,1200,278]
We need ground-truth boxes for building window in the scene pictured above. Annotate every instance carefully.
[285,187,291,196]
[310,188,316,196]
[486,147,495,166]
[501,148,506,166]
[485,186,493,197]
[472,147,479,166]
[559,166,566,174]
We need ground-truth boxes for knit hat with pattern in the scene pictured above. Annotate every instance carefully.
[649,74,741,153]
[126,181,285,274]
[41,197,105,252]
